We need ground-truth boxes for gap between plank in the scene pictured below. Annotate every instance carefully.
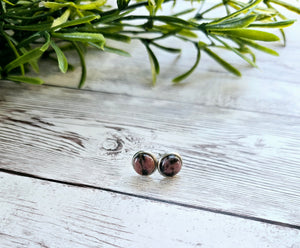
[1,168,299,231]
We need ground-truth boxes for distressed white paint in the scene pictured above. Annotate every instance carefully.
[0,173,300,248]
[0,82,299,227]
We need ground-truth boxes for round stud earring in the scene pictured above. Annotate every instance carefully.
[158,153,182,177]
[132,151,157,176]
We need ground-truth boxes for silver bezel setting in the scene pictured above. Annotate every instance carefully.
[157,152,183,177]
[132,151,158,176]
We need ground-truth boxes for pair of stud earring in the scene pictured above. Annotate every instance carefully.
[132,151,182,177]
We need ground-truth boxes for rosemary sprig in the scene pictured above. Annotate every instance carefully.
[0,0,299,87]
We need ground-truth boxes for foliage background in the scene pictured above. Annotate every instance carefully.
[0,0,299,87]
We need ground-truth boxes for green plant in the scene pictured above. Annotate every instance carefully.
[0,0,299,87]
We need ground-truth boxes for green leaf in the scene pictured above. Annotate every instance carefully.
[6,75,44,85]
[72,42,86,89]
[4,33,50,72]
[101,33,131,43]
[172,8,195,17]
[20,47,40,73]
[43,0,106,11]
[211,35,257,67]
[76,0,106,10]
[3,0,14,5]
[4,23,52,31]
[117,0,131,10]
[2,32,25,75]
[143,40,160,86]
[155,0,165,10]
[237,38,279,56]
[42,2,75,11]
[201,44,241,77]
[269,0,300,14]
[51,32,106,48]
[206,15,257,30]
[151,42,181,53]
[173,43,200,83]
[238,47,257,63]
[177,29,198,38]
[249,19,296,28]
[155,24,197,38]
[96,10,134,24]
[211,29,280,42]
[17,32,43,49]
[51,15,100,31]
[103,46,131,57]
[51,9,71,29]
[50,41,68,73]
[41,32,51,52]
[210,0,263,25]
[279,29,286,46]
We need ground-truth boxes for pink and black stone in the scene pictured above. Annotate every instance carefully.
[158,154,182,177]
[132,152,157,176]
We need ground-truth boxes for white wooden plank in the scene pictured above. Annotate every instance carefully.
[0,172,300,248]
[0,82,299,227]
[29,8,300,117]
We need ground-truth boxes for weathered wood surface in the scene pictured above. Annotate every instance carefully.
[1,172,300,248]
[32,12,300,117]
[1,3,300,246]
[0,81,299,228]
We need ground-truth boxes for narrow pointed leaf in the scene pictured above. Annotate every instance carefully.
[101,33,131,43]
[96,10,134,24]
[117,0,131,10]
[173,8,195,17]
[77,0,106,10]
[20,47,40,73]
[3,0,14,5]
[211,29,280,41]
[173,43,200,83]
[203,46,241,77]
[103,46,131,57]
[72,42,86,89]
[211,35,257,67]
[50,41,68,73]
[4,44,47,72]
[51,15,100,31]
[279,29,286,46]
[4,33,50,73]
[4,23,52,31]
[3,34,25,75]
[269,0,300,14]
[6,75,44,85]
[17,32,43,48]
[151,42,181,53]
[52,32,105,48]
[237,38,279,56]
[210,0,263,25]
[206,15,257,30]
[143,41,160,85]
[249,19,295,28]
[51,9,70,28]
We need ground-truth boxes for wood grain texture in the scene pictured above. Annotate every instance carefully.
[30,8,300,117]
[1,172,300,248]
[0,82,299,227]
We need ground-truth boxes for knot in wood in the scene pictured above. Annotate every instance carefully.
[102,136,123,153]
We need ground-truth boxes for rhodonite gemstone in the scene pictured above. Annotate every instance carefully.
[158,154,182,177]
[132,152,156,176]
